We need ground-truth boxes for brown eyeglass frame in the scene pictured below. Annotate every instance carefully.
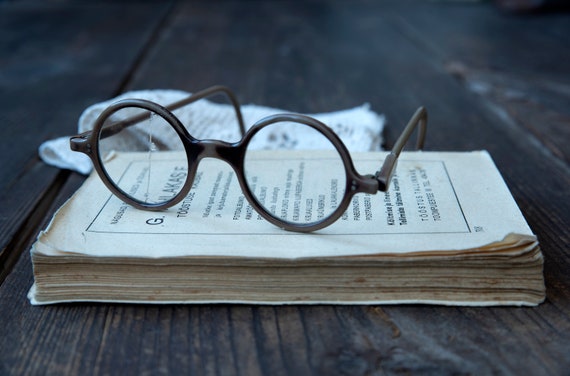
[70,85,427,232]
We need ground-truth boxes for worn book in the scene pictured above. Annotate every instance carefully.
[28,151,545,306]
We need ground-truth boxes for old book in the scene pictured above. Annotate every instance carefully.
[28,151,544,306]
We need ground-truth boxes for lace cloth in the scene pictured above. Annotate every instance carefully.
[39,90,385,174]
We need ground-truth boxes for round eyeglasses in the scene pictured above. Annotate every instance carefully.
[70,85,427,232]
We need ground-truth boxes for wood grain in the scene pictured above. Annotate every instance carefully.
[0,2,172,282]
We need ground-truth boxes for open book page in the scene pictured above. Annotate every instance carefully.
[36,151,536,259]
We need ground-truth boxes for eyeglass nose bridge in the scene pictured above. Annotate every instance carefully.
[192,139,244,167]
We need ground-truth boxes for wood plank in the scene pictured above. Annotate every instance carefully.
[1,1,569,375]
[0,2,173,282]
[391,2,570,164]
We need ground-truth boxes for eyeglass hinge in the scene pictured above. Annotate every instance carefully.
[373,152,398,192]
[70,134,92,154]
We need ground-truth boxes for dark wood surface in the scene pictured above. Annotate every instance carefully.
[1,1,569,375]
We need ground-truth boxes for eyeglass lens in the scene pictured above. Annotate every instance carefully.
[97,106,189,205]
[244,121,347,226]
[96,105,349,227]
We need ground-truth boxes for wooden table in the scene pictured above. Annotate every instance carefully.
[1,1,569,374]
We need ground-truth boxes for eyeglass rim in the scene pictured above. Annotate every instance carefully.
[91,99,196,210]
[238,113,377,232]
[86,99,378,232]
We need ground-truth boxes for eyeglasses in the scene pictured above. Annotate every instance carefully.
[70,85,427,232]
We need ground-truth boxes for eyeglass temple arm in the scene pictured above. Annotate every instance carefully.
[163,85,246,136]
[72,85,246,143]
[374,107,427,191]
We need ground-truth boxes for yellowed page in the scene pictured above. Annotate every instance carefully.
[36,151,536,259]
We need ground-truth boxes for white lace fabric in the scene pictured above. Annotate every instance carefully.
[39,90,385,174]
